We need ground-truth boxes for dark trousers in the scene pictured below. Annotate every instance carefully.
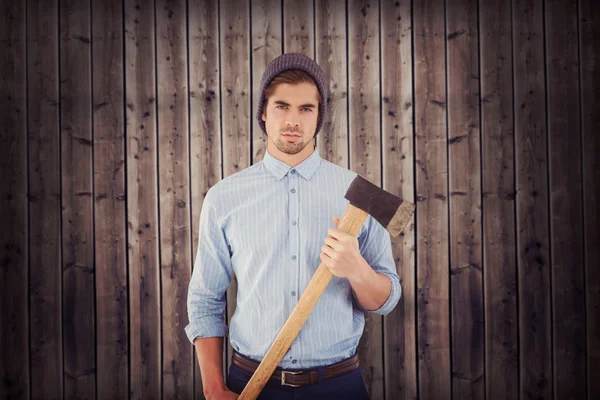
[226,355,370,400]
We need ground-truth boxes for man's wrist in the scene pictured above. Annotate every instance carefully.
[204,382,227,397]
[348,257,374,285]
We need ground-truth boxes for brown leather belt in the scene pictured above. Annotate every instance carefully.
[231,351,360,387]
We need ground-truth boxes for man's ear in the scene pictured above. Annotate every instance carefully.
[261,112,266,121]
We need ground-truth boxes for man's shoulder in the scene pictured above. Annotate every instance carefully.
[317,157,359,183]
[204,162,264,202]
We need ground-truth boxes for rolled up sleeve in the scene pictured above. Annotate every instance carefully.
[185,189,233,344]
[356,215,402,316]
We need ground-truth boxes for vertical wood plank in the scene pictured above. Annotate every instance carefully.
[348,0,383,398]
[480,0,518,399]
[0,3,594,399]
[27,0,62,398]
[60,0,95,398]
[0,0,28,398]
[189,0,221,396]
[381,1,416,399]
[125,0,162,398]
[220,0,250,371]
[92,0,128,398]
[251,0,282,163]
[513,0,552,398]
[413,0,451,398]
[156,0,193,397]
[283,0,314,56]
[446,0,484,399]
[579,0,600,398]
[315,0,348,166]
[545,0,586,398]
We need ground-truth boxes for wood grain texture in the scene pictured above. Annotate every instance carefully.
[446,0,484,399]
[125,0,162,398]
[156,0,193,397]
[27,0,62,398]
[189,0,221,395]
[283,0,314,56]
[480,0,518,399]
[251,0,281,163]
[413,0,451,398]
[221,0,250,372]
[545,0,586,398]
[0,0,28,398]
[348,0,383,398]
[92,0,128,397]
[381,0,416,399]
[381,1,418,400]
[513,0,552,398]
[60,0,95,398]
[580,0,600,398]
[315,0,348,166]
[0,3,597,399]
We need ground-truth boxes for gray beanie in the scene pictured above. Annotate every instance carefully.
[256,53,328,136]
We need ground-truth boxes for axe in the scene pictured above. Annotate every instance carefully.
[238,174,415,399]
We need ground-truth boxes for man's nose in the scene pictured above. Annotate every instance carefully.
[285,109,301,126]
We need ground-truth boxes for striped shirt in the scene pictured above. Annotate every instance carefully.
[185,148,401,369]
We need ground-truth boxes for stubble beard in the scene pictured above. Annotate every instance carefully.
[274,136,307,154]
[273,129,310,155]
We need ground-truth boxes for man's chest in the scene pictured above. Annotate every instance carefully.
[221,185,347,277]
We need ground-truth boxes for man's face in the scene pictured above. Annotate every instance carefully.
[261,82,320,155]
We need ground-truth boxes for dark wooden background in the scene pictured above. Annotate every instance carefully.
[1,0,598,399]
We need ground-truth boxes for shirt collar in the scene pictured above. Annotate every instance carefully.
[263,148,321,181]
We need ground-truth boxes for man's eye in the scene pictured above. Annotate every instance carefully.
[276,105,287,109]
[301,108,312,112]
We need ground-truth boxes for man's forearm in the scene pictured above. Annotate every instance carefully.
[194,337,226,396]
[348,258,392,311]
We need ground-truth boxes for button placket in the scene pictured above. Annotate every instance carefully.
[288,169,299,309]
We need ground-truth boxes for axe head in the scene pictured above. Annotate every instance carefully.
[344,174,415,237]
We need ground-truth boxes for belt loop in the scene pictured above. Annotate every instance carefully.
[318,366,325,384]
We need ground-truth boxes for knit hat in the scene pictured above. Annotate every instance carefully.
[256,53,328,136]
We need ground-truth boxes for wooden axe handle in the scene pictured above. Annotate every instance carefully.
[238,204,368,399]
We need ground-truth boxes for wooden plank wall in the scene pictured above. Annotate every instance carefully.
[481,1,518,399]
[125,0,162,398]
[27,1,62,398]
[93,0,128,398]
[0,1,598,399]
[413,1,451,398]
[513,1,553,399]
[0,0,28,399]
[580,0,600,397]
[59,0,95,398]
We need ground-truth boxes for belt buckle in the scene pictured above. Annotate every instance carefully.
[280,370,302,387]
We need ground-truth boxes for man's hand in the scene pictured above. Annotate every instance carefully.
[205,388,239,400]
[320,216,393,311]
[320,216,369,280]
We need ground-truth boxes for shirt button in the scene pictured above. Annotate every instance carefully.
[291,255,297,260]
[290,169,296,174]
[290,188,296,193]
[291,221,297,226]
[292,360,297,364]
[291,291,296,296]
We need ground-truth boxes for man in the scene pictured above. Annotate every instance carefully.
[185,53,401,400]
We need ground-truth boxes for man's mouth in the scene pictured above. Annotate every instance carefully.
[282,133,301,141]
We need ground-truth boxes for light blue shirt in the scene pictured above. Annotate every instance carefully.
[185,148,401,369]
